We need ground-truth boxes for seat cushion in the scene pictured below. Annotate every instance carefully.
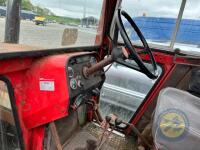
[188,67,200,97]
[152,87,200,150]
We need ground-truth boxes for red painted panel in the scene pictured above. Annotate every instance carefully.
[0,58,33,74]
[127,51,176,132]
[1,52,88,149]
[31,126,45,150]
[20,54,70,129]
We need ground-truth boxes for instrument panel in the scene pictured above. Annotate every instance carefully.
[67,54,104,100]
[19,52,104,129]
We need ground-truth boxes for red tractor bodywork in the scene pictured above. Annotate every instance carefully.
[0,44,94,149]
[1,43,195,150]
[0,1,200,150]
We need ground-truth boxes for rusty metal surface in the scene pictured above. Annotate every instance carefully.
[0,43,39,53]
[63,123,137,150]
[0,42,100,62]
[83,55,113,77]
[49,122,63,150]
[174,54,200,66]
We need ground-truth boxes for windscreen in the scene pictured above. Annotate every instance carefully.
[174,1,200,53]
[0,0,104,49]
[119,0,200,53]
[0,81,21,149]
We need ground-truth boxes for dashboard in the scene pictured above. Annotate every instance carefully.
[21,52,105,129]
[67,54,104,100]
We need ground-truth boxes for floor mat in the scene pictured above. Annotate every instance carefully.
[63,123,137,150]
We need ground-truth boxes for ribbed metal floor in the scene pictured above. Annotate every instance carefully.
[63,123,137,150]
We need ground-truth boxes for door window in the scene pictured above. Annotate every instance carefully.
[0,81,21,150]
[100,63,162,123]
[175,1,200,53]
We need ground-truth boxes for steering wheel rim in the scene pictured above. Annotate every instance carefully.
[115,9,158,79]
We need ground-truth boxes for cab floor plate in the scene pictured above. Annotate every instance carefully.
[63,123,137,150]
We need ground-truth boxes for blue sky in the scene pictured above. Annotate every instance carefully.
[30,0,200,19]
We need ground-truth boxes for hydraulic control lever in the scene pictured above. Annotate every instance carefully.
[99,114,152,149]
[116,118,152,149]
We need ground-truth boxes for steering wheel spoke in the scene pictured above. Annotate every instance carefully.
[115,9,158,79]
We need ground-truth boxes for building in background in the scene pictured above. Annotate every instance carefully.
[81,16,98,28]
[21,10,36,20]
[0,6,6,17]
[0,6,36,20]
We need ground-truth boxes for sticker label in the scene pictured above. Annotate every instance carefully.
[39,80,55,91]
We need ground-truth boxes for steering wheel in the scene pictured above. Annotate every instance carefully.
[114,9,158,79]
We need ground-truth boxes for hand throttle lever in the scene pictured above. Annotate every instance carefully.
[83,55,113,78]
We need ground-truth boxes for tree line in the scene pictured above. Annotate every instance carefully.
[0,0,81,25]
[0,0,53,16]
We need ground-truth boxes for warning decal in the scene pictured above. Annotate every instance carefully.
[39,79,55,91]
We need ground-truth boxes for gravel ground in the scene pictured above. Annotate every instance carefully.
[0,18,97,48]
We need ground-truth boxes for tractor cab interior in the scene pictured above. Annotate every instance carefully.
[0,0,200,150]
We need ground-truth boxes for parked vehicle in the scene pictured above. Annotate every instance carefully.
[34,16,46,25]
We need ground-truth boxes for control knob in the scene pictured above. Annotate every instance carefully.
[77,80,84,87]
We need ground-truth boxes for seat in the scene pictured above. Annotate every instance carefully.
[152,87,200,150]
[188,67,200,97]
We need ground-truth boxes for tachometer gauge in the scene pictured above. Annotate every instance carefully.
[68,67,74,78]
[90,57,97,65]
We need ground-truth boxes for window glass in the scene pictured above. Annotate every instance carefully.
[119,0,182,47]
[175,0,200,53]
[0,81,20,150]
[100,63,162,123]
[0,0,7,43]
[18,0,104,49]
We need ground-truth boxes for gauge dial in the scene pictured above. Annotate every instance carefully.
[70,78,77,90]
[90,57,97,65]
[68,67,74,78]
